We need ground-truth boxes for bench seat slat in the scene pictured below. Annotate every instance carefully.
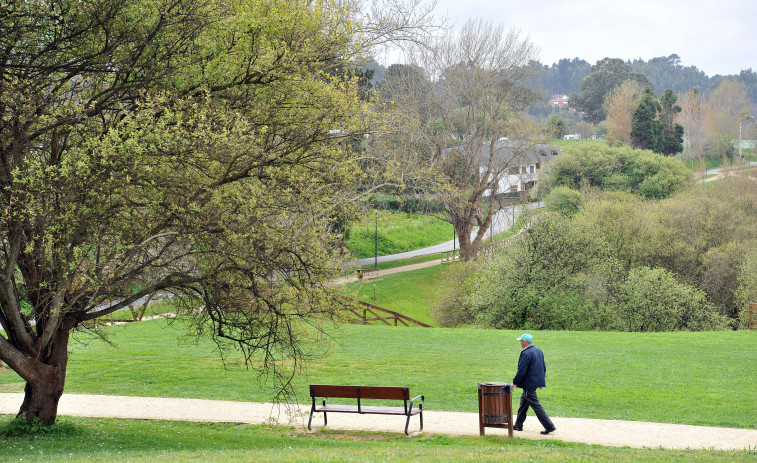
[313,404,421,416]
[310,384,409,400]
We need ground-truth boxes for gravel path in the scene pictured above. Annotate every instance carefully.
[1,393,755,451]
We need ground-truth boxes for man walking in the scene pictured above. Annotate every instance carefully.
[510,333,556,435]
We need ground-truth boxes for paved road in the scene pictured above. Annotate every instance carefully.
[1,393,755,451]
[354,203,539,266]
[693,161,757,178]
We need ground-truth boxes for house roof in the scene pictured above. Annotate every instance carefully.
[447,139,561,166]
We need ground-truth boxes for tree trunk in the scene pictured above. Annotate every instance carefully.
[14,320,73,425]
[457,227,476,261]
[17,366,66,425]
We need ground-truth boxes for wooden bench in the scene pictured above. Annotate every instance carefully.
[308,384,424,435]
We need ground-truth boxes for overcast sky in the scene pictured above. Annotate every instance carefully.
[382,0,757,77]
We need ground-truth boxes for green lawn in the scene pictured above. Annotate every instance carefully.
[2,320,755,429]
[1,418,754,462]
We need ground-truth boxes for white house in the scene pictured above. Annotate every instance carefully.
[440,139,561,197]
[492,141,560,195]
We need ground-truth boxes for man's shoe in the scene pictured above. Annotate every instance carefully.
[512,426,522,431]
[540,428,556,435]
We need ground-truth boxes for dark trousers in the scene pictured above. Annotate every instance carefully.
[514,388,555,430]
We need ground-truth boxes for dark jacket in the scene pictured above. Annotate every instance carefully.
[512,344,547,389]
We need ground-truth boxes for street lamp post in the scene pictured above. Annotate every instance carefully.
[739,113,755,162]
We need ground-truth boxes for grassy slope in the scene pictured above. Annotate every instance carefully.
[1,418,755,462]
[2,320,755,429]
[339,264,447,326]
[343,212,533,324]
[347,213,452,259]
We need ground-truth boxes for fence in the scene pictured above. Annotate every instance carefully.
[441,249,459,263]
[750,303,757,330]
[476,214,541,261]
[335,295,431,328]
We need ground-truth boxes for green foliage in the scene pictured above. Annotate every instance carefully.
[544,186,583,215]
[463,213,619,331]
[363,195,443,213]
[459,177,757,331]
[614,267,729,331]
[734,248,757,328]
[544,142,690,199]
[630,87,684,156]
[1,0,414,423]
[631,87,664,152]
[546,114,568,138]
[569,58,650,123]
[659,89,685,155]
[629,54,714,94]
[430,260,482,327]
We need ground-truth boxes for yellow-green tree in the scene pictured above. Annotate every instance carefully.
[0,0,428,424]
[604,79,644,146]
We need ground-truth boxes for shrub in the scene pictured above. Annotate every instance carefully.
[364,195,443,213]
[612,267,729,331]
[544,143,690,199]
[431,261,482,327]
[735,248,757,329]
[544,186,583,215]
[467,213,617,331]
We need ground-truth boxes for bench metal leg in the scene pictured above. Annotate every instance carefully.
[308,399,328,431]
[404,411,423,436]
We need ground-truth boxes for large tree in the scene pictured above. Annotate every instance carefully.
[706,79,753,141]
[384,20,539,260]
[570,58,650,124]
[631,87,684,156]
[659,89,684,156]
[677,89,707,161]
[0,0,435,424]
[604,79,644,146]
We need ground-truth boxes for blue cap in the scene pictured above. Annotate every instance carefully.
[516,333,533,342]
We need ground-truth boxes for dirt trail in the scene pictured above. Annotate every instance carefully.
[329,259,443,286]
[1,393,755,451]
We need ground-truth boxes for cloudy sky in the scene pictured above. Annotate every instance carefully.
[384,0,757,77]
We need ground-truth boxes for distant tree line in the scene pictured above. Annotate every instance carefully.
[367,53,757,104]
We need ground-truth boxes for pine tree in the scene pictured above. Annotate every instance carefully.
[660,89,684,155]
[631,87,664,152]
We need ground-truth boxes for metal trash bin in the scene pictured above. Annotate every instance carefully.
[478,382,513,437]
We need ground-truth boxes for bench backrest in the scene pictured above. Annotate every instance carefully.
[310,384,409,401]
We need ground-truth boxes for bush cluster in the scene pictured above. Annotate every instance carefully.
[539,143,690,200]
[435,177,757,331]
[364,195,443,213]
